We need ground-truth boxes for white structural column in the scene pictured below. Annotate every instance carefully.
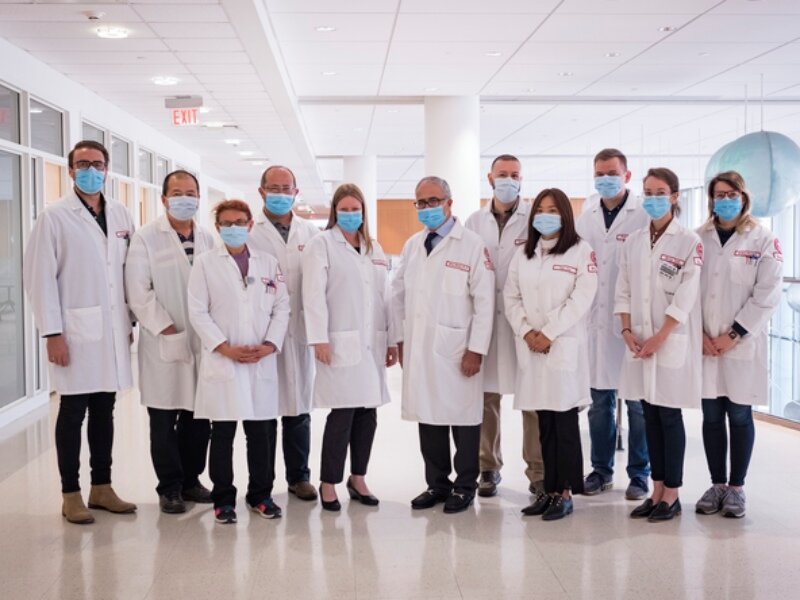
[342,155,378,235]
[424,96,481,221]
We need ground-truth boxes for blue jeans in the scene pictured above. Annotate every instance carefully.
[587,388,650,480]
[702,397,755,487]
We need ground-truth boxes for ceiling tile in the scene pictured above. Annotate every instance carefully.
[393,13,547,42]
[133,4,228,22]
[269,12,396,42]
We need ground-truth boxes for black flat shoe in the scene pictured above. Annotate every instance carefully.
[319,485,341,512]
[347,478,379,506]
[542,496,573,521]
[443,492,474,514]
[648,499,681,522]
[521,493,552,516]
[411,489,449,510]
[630,498,656,519]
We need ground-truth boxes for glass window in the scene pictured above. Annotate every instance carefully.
[111,135,130,176]
[30,99,63,156]
[0,84,20,144]
[139,148,153,184]
[82,122,105,145]
[0,150,25,408]
[156,155,169,184]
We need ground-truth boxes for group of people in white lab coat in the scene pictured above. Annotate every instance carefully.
[23,141,782,526]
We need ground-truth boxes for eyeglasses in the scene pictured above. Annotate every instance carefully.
[264,186,295,194]
[73,160,107,170]
[218,220,249,227]
[713,191,741,200]
[414,197,449,209]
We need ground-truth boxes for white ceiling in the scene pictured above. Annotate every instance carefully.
[1,0,800,206]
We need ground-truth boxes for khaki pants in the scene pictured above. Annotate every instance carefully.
[479,392,544,483]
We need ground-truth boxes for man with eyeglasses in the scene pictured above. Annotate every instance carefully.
[248,165,319,502]
[23,140,137,524]
[391,176,495,514]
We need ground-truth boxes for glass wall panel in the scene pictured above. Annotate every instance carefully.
[82,122,105,145]
[111,135,130,176]
[30,99,63,156]
[0,84,20,144]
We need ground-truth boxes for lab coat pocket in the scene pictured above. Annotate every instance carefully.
[433,324,468,362]
[330,330,362,368]
[158,331,193,364]
[201,352,235,382]
[656,333,687,369]
[725,338,756,361]
[256,353,277,379]
[64,305,103,343]
[443,267,468,296]
[729,260,758,287]
[545,336,577,371]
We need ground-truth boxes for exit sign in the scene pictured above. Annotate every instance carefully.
[171,108,198,126]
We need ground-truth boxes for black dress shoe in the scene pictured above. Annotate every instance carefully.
[630,498,656,519]
[347,478,379,506]
[521,493,552,516]
[443,492,474,514]
[648,499,681,522]
[182,484,213,504]
[411,489,449,510]
[159,492,186,514]
[319,485,341,512]
[542,496,573,521]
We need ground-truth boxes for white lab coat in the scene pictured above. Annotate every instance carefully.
[187,245,290,421]
[575,192,649,390]
[125,215,215,410]
[23,192,134,394]
[391,219,495,426]
[464,201,530,394]
[504,239,598,411]
[614,219,703,408]
[248,212,319,416]
[302,227,393,409]
[698,221,783,405]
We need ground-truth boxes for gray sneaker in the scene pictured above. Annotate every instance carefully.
[695,485,728,515]
[625,477,649,501]
[583,471,613,495]
[721,488,746,518]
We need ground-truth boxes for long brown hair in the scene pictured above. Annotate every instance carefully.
[325,183,373,255]
[524,188,579,258]
[706,170,757,233]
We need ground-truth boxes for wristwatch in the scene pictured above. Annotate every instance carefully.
[727,330,739,340]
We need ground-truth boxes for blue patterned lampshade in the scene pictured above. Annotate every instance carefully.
[705,131,800,217]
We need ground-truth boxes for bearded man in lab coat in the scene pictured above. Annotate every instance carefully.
[23,140,137,524]
[392,176,495,514]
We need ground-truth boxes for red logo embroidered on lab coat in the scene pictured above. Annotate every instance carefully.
[483,247,495,271]
[616,233,628,242]
[553,265,578,274]
[774,238,783,261]
[445,261,471,272]
[588,251,598,273]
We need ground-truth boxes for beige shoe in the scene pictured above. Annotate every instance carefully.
[87,484,137,514]
[62,492,95,524]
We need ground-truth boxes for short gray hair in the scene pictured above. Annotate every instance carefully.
[415,176,451,198]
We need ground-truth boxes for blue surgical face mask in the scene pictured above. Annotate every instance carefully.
[74,167,105,195]
[642,195,672,220]
[713,196,742,222]
[493,177,520,204]
[265,193,294,216]
[417,206,447,230]
[167,195,198,221]
[337,211,363,233]
[594,175,623,199]
[219,225,249,248]
[533,213,562,236]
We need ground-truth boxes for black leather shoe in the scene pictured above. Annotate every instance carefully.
[411,489,449,510]
[182,484,212,504]
[159,492,186,514]
[630,498,656,519]
[443,492,474,514]
[347,478,379,506]
[477,471,501,497]
[521,493,552,516]
[648,499,681,522]
[542,496,573,521]
[319,485,341,512]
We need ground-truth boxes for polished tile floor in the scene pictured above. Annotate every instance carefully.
[2,366,800,600]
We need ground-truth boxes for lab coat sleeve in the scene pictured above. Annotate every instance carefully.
[22,211,64,336]
[186,257,228,352]
[664,238,702,324]
[540,244,599,341]
[124,232,175,336]
[383,267,397,346]
[503,250,533,337]
[265,264,290,350]
[733,236,783,334]
[467,245,495,355]
[301,236,330,345]
[389,246,408,345]
[613,236,633,315]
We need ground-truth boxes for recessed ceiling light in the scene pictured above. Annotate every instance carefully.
[387,108,399,113]
[224,139,240,145]
[658,26,677,32]
[525,87,536,93]
[203,121,226,128]
[485,51,502,57]
[321,71,337,76]
[151,75,179,86]
[250,160,265,166]
[424,86,439,92]
[315,26,337,32]
[605,52,620,58]
[199,106,212,114]
[96,26,129,39]
[557,71,574,77]
[239,150,254,156]
[30,108,43,114]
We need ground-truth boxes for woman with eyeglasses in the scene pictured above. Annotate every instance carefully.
[188,199,290,525]
[302,184,397,511]
[504,188,597,521]
[694,171,782,519]
[615,167,703,522]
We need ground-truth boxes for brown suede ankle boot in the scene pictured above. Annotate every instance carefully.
[87,484,137,514]
[62,492,95,524]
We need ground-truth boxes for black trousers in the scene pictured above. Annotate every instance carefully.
[55,392,116,494]
[279,413,311,485]
[537,408,584,495]
[320,408,377,484]
[209,419,276,508]
[418,423,481,496]
[147,407,210,496]
[641,400,685,489]
[702,397,755,487]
